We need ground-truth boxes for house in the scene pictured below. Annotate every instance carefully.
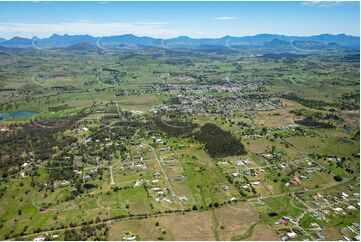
[326,157,336,162]
[0,127,9,132]
[312,213,321,218]
[310,222,320,228]
[317,193,324,198]
[321,209,330,215]
[155,138,164,144]
[351,223,359,229]
[73,170,82,175]
[283,216,293,222]
[287,232,297,239]
[305,168,313,174]
[134,180,143,187]
[161,198,171,203]
[221,185,229,190]
[174,176,185,181]
[179,196,188,202]
[34,238,45,241]
[244,171,251,176]
[150,187,162,191]
[130,110,144,115]
[232,172,240,177]
[312,202,321,206]
[83,175,91,181]
[122,235,137,241]
[341,192,349,199]
[57,180,70,187]
[255,200,265,206]
[280,235,288,241]
[347,205,356,210]
[333,207,343,212]
[299,175,308,180]
[314,232,325,240]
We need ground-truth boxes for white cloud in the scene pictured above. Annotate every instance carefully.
[214,16,238,20]
[301,1,348,8]
[0,21,181,39]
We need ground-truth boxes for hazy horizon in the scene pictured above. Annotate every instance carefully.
[0,1,359,39]
[1,32,360,41]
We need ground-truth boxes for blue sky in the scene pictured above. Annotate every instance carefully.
[0,1,359,39]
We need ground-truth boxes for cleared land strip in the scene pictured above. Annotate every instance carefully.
[109,166,115,185]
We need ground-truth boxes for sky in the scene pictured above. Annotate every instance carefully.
[0,1,359,39]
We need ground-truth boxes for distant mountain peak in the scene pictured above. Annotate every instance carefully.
[0,33,359,50]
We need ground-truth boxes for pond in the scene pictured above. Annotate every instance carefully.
[84,183,95,190]
[0,111,38,119]
[340,139,350,144]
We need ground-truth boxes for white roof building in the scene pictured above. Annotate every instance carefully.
[287,232,297,238]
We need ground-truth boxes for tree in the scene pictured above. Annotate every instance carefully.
[334,175,343,182]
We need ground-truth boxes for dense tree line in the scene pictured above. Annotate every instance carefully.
[195,123,245,158]
[0,115,82,178]
[64,224,108,241]
[280,93,333,110]
[295,117,335,129]
[152,116,198,138]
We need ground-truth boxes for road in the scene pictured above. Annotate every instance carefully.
[249,177,353,202]
[141,143,180,208]
[13,174,356,241]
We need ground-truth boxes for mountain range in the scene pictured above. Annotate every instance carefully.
[0,33,359,50]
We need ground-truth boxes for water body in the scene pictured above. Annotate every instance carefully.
[342,125,351,132]
[0,111,38,119]
[83,183,95,190]
[341,139,350,144]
